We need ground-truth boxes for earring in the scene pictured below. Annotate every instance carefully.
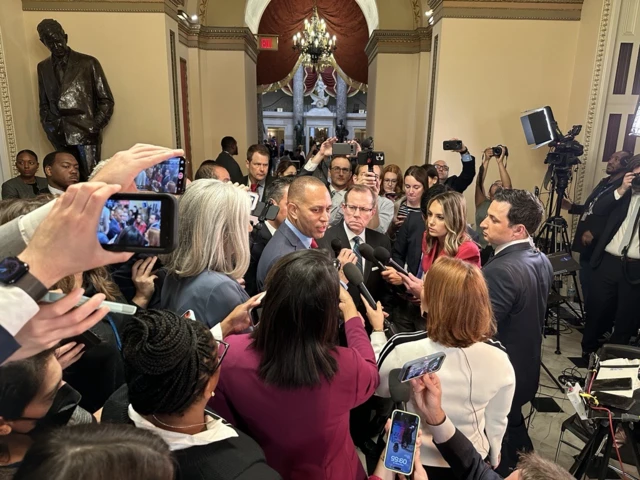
[211,391,215,397]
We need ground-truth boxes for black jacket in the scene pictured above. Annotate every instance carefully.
[483,243,553,408]
[444,155,476,193]
[392,211,425,276]
[298,158,330,186]
[240,175,274,202]
[215,152,244,184]
[436,426,503,480]
[245,224,273,296]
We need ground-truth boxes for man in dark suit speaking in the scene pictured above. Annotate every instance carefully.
[256,176,331,290]
[37,19,114,177]
[479,189,553,476]
[241,144,274,202]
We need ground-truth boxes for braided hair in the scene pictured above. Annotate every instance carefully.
[121,309,217,415]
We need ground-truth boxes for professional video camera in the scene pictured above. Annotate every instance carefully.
[356,137,385,172]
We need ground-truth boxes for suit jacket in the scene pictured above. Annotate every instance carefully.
[240,175,274,202]
[256,221,307,291]
[38,49,114,146]
[483,243,553,408]
[392,211,425,275]
[444,155,476,193]
[245,224,273,296]
[299,158,330,186]
[435,425,502,480]
[318,222,392,319]
[214,151,244,184]
[590,188,636,268]
[1,176,49,199]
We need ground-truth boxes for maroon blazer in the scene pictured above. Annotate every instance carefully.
[210,319,380,480]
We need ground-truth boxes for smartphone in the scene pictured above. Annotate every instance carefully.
[398,352,446,383]
[42,291,138,316]
[383,409,420,475]
[333,143,356,156]
[591,377,633,391]
[248,191,260,211]
[249,292,266,326]
[61,330,102,351]
[593,391,636,411]
[98,193,178,254]
[443,140,463,151]
[134,156,186,194]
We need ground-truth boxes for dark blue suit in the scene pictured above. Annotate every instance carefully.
[256,221,308,291]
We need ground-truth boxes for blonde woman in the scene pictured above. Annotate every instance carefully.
[160,180,252,328]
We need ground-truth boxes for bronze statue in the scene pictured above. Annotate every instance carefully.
[37,19,114,177]
[336,120,349,143]
[294,120,304,148]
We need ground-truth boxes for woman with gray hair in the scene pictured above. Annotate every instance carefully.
[160,179,252,328]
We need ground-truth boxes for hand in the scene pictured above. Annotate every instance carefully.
[338,287,359,321]
[618,171,636,196]
[582,230,594,246]
[348,139,362,156]
[55,341,85,370]
[219,294,264,337]
[398,271,423,299]
[356,171,378,190]
[5,289,109,364]
[561,198,573,211]
[394,215,406,229]
[381,266,403,286]
[497,146,507,166]
[483,147,494,160]
[410,373,446,426]
[237,278,246,289]
[361,298,385,331]
[319,137,338,157]
[371,420,427,480]
[92,144,184,193]
[131,256,158,308]
[450,138,467,154]
[17,183,134,288]
[232,182,250,192]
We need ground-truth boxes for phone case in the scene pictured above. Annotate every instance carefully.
[383,410,420,475]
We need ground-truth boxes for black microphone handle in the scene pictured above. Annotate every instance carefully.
[388,259,410,277]
[357,283,377,310]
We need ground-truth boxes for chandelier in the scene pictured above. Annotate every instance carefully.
[292,6,337,70]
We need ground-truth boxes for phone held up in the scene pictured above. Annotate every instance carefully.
[98,193,178,254]
[134,156,187,194]
[332,142,357,157]
[398,352,446,383]
[443,140,463,151]
[384,409,421,475]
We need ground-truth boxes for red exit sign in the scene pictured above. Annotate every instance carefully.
[258,35,279,51]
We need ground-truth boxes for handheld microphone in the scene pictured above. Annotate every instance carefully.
[343,263,377,310]
[331,238,343,258]
[389,368,411,409]
[373,246,410,277]
[359,243,387,271]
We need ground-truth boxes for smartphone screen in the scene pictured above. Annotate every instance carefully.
[99,193,178,253]
[399,352,446,383]
[134,157,186,194]
[384,410,420,475]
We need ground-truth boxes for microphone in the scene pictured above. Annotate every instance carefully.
[373,246,410,277]
[343,263,376,310]
[389,368,411,409]
[359,243,387,271]
[331,238,343,258]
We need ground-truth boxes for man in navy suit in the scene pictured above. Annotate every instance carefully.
[256,176,331,291]
[479,189,553,476]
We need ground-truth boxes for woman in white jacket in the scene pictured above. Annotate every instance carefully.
[371,256,515,480]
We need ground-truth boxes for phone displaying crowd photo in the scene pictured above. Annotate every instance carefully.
[383,410,421,475]
[134,156,186,194]
[98,193,178,254]
[398,352,446,383]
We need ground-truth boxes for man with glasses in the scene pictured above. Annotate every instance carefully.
[328,155,353,226]
[433,138,476,193]
[353,164,394,233]
[1,150,49,199]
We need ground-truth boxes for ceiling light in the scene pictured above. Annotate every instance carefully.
[425,10,433,17]
[191,14,198,21]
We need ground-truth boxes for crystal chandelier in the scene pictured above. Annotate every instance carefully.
[292,6,337,70]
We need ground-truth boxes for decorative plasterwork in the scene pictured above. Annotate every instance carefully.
[0,28,19,178]
[411,0,422,28]
[427,0,583,23]
[198,0,209,20]
[22,0,183,20]
[178,25,259,63]
[365,28,433,63]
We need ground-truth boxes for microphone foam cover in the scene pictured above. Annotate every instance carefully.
[373,246,391,264]
[358,243,376,262]
[331,238,343,254]
[343,262,364,286]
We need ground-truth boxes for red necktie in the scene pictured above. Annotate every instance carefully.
[310,239,318,249]
[250,183,258,192]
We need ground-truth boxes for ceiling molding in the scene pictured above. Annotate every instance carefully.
[22,0,183,20]
[365,27,433,62]
[427,0,583,23]
[178,25,259,63]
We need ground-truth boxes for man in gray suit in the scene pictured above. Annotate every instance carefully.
[1,150,48,199]
[256,176,331,291]
[479,189,553,476]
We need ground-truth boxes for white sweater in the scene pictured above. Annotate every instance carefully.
[372,331,515,468]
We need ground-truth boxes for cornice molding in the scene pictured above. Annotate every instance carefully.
[427,0,583,22]
[22,0,184,21]
[365,27,433,62]
[178,25,259,63]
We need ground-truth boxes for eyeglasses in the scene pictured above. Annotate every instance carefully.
[435,165,449,172]
[212,339,229,374]
[383,178,398,184]
[331,167,351,175]
[343,204,374,214]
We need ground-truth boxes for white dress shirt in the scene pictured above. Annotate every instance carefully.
[494,237,533,255]
[605,190,640,259]
[343,223,366,272]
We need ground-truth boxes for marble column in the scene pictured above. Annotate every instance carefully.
[257,93,264,144]
[293,65,304,140]
[336,74,347,125]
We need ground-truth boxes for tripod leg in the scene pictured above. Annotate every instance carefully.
[598,426,614,480]
[541,361,563,391]
[571,423,607,479]
[623,422,640,475]
[556,300,561,355]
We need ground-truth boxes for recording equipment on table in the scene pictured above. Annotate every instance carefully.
[359,243,387,271]
[398,352,446,383]
[331,238,344,258]
[357,137,385,173]
[373,246,410,277]
[42,291,138,316]
[492,145,509,157]
[135,156,187,194]
[343,263,377,310]
[442,140,463,151]
[100,193,178,254]
[332,143,357,157]
[383,409,420,476]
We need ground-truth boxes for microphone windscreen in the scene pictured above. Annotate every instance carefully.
[358,243,376,263]
[388,369,411,403]
[343,262,364,286]
[331,238,343,256]
[373,246,391,265]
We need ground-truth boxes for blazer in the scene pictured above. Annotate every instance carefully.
[420,238,481,273]
[214,151,244,184]
[38,49,114,146]
[1,176,49,199]
[435,425,503,480]
[245,224,273,296]
[240,175,274,202]
[160,270,249,328]
[444,155,476,193]
[590,188,636,267]
[209,319,379,480]
[256,221,308,291]
[482,243,553,408]
[318,222,392,316]
[392,211,425,275]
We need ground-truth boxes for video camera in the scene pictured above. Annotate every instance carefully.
[356,137,385,172]
[545,125,584,169]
